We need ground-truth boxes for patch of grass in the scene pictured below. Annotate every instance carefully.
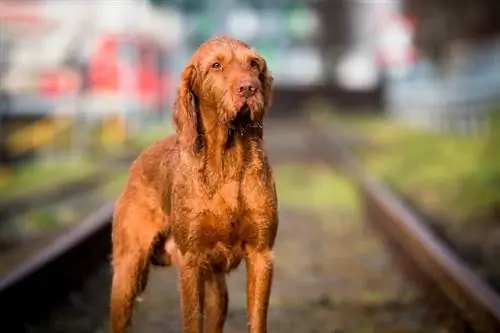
[127,120,175,150]
[322,109,500,225]
[23,210,62,232]
[0,156,95,199]
[275,164,359,212]
[0,119,173,200]
[101,171,129,199]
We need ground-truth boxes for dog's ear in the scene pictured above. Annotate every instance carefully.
[173,64,199,153]
[260,59,274,111]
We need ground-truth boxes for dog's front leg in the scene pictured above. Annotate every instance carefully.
[179,255,204,333]
[203,273,228,333]
[245,248,274,333]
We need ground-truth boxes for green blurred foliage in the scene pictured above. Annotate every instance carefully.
[275,164,359,212]
[0,157,95,199]
[341,108,500,225]
[458,109,500,220]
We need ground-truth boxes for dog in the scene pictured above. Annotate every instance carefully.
[109,36,278,333]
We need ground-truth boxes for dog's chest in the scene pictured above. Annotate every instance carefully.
[173,168,274,264]
[192,180,247,271]
[189,178,242,230]
[198,180,240,215]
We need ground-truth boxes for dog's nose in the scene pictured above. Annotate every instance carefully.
[236,80,257,98]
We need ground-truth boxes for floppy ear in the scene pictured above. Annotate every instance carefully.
[173,64,199,153]
[260,60,274,111]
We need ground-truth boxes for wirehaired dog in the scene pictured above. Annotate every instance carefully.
[110,36,278,333]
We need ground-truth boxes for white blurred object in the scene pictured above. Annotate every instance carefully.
[375,11,416,78]
[226,9,260,41]
[160,8,183,47]
[280,48,324,86]
[95,0,179,46]
[2,0,178,94]
[96,0,135,33]
[335,51,380,91]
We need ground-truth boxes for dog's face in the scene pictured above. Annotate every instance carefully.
[191,37,272,123]
[173,36,273,152]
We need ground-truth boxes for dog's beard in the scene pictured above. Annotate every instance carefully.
[217,94,264,127]
[233,94,264,123]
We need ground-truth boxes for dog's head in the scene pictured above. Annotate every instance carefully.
[173,36,273,152]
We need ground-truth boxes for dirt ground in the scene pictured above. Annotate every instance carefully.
[30,121,448,333]
[125,208,445,333]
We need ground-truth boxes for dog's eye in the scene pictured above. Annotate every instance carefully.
[250,59,260,69]
[211,62,222,70]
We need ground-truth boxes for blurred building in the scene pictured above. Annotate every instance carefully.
[363,0,500,134]
[0,0,176,165]
[8,0,477,166]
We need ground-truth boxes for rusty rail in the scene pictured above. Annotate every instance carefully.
[0,202,114,331]
[310,122,500,333]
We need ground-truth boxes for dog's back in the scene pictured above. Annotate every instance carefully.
[117,135,178,207]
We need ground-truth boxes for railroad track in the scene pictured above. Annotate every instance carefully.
[0,150,138,221]
[0,203,114,332]
[308,121,500,333]
[1,119,499,332]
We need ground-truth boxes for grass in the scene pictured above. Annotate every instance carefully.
[319,109,500,225]
[0,118,174,201]
[275,163,359,212]
[101,171,130,198]
[127,120,174,150]
[0,156,95,199]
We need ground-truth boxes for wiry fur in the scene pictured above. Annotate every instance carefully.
[109,36,278,333]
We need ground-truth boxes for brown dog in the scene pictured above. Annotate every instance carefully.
[110,36,278,333]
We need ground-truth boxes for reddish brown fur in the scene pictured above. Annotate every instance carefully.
[110,36,278,333]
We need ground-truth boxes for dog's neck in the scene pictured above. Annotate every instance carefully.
[197,105,263,178]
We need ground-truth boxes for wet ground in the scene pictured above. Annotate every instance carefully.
[26,121,448,333]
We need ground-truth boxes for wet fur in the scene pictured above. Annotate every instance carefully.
[110,36,278,333]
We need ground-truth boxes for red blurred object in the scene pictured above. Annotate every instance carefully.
[137,63,161,104]
[39,70,80,98]
[88,33,169,107]
[0,2,54,32]
[0,2,42,25]
[89,35,120,93]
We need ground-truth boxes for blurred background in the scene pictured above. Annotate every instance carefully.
[1,0,500,332]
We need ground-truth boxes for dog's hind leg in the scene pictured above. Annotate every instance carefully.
[109,207,161,333]
[110,247,149,333]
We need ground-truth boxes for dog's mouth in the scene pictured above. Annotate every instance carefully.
[235,95,262,113]
[229,102,253,129]
[238,103,251,116]
[230,94,264,126]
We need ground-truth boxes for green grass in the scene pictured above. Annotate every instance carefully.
[127,120,175,150]
[101,171,130,198]
[320,109,500,225]
[0,119,174,200]
[0,156,95,199]
[275,164,359,212]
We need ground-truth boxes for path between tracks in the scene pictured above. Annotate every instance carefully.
[109,164,445,333]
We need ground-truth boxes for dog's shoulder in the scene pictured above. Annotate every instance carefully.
[128,134,178,179]
[135,134,177,162]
